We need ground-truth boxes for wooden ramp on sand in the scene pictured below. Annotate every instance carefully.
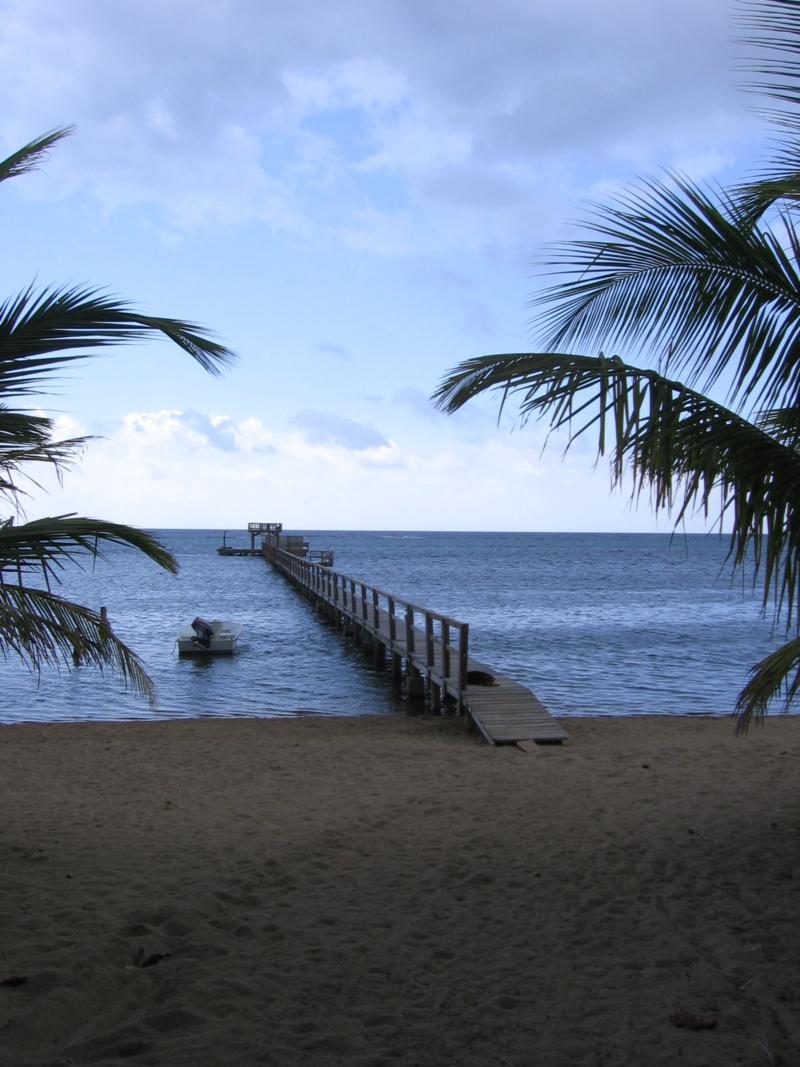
[464,659,569,746]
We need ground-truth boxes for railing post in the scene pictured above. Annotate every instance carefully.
[425,613,439,712]
[442,620,451,681]
[457,623,469,714]
[425,613,435,671]
[389,598,402,682]
[372,592,386,666]
[405,605,415,655]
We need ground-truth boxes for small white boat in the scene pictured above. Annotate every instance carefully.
[177,617,242,655]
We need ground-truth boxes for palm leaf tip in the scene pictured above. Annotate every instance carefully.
[432,354,524,414]
[0,585,157,708]
[144,315,238,376]
[0,516,179,580]
[0,284,238,385]
[734,634,800,733]
[0,127,75,185]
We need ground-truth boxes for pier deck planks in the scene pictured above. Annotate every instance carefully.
[463,659,569,746]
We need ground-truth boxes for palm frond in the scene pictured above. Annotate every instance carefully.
[734,632,800,731]
[0,127,74,185]
[736,160,800,220]
[753,404,800,445]
[735,0,800,216]
[736,0,800,122]
[0,407,92,470]
[0,435,92,508]
[0,127,232,713]
[0,408,54,445]
[0,283,236,389]
[0,582,156,706]
[0,516,178,587]
[436,2,800,732]
[435,351,800,628]
[532,175,800,414]
[0,433,91,470]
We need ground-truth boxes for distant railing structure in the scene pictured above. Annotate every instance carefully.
[263,543,470,713]
[221,524,333,564]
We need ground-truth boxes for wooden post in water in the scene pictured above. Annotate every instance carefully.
[351,579,360,643]
[457,622,469,714]
[371,590,385,666]
[405,605,425,705]
[389,598,402,683]
[424,614,442,712]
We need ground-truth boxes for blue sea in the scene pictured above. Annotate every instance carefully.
[0,529,789,724]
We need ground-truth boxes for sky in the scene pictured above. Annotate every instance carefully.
[0,0,772,531]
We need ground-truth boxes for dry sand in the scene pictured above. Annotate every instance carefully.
[1,712,799,1067]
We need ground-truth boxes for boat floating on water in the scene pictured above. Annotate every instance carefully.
[177,617,242,655]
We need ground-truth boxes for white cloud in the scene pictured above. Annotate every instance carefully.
[281,58,408,115]
[0,0,752,256]
[0,1,766,537]
[23,405,723,533]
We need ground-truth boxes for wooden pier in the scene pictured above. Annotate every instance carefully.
[219,524,334,565]
[218,523,288,557]
[255,534,567,746]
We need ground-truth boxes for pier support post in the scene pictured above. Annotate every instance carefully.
[407,664,425,705]
[429,682,442,714]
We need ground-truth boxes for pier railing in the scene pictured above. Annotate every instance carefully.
[264,545,470,712]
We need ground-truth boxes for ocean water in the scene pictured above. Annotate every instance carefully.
[0,529,788,724]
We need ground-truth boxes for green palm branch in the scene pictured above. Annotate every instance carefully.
[0,583,155,706]
[434,0,800,730]
[435,352,800,617]
[0,282,236,383]
[0,127,73,185]
[0,516,178,581]
[753,405,800,445]
[435,351,800,729]
[0,127,236,709]
[735,634,800,728]
[0,516,178,707]
[532,175,800,415]
[736,0,800,218]
[0,410,93,504]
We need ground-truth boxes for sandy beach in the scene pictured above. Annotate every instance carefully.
[1,712,799,1066]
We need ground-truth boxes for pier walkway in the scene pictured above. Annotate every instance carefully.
[261,541,567,746]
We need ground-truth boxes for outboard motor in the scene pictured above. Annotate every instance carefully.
[191,616,214,649]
